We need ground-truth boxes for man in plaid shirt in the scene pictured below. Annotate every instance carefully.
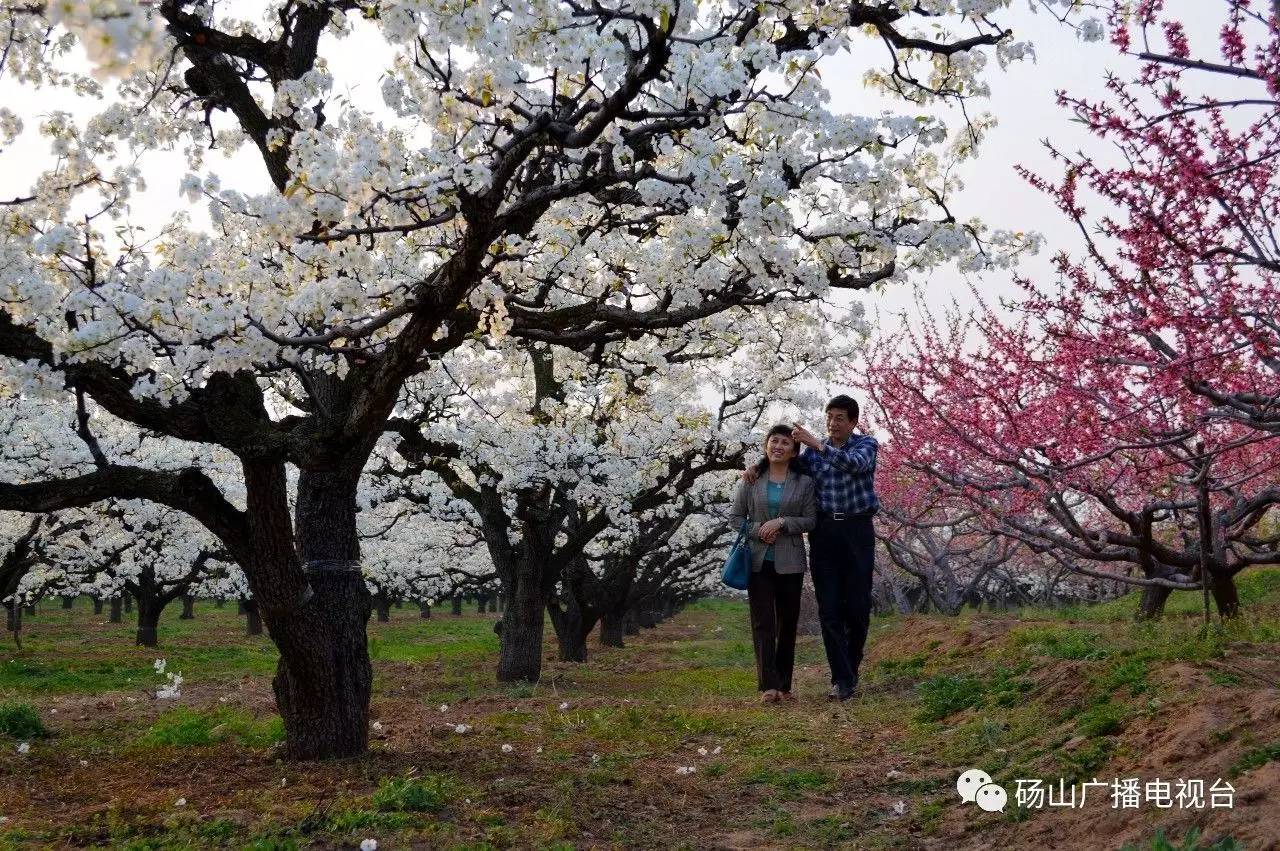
[752,394,879,701]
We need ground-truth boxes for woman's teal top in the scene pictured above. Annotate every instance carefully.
[764,479,784,563]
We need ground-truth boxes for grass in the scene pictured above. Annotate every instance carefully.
[1028,568,1280,623]
[914,664,1034,721]
[372,775,459,813]
[915,673,986,721]
[0,700,48,739]
[1076,701,1127,737]
[1228,742,1280,778]
[1009,625,1111,660]
[1120,827,1245,851]
[1,584,1279,849]
[138,706,284,749]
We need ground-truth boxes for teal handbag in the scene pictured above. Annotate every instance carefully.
[721,521,752,590]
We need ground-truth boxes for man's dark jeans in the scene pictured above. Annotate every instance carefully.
[809,515,875,690]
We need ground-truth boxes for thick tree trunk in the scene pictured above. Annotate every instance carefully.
[599,611,626,648]
[637,607,657,629]
[93,598,104,615]
[1137,585,1173,620]
[135,597,162,648]
[477,594,489,614]
[180,595,196,620]
[451,596,463,616]
[244,599,263,636]
[547,599,588,663]
[61,596,74,610]
[624,609,640,636]
[1212,572,1241,618]
[373,592,391,623]
[4,601,19,634]
[497,566,549,682]
[265,466,372,761]
[109,596,123,623]
[124,593,133,614]
[419,601,432,619]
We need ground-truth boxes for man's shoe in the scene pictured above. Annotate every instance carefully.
[829,682,856,702]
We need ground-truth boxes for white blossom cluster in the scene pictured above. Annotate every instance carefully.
[0,0,1053,615]
[0,0,1037,407]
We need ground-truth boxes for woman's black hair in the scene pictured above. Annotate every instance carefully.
[753,424,806,475]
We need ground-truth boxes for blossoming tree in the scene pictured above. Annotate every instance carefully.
[2,0,1048,757]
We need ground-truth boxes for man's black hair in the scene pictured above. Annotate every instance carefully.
[826,394,860,423]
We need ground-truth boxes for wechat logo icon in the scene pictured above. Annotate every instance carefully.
[957,768,1007,813]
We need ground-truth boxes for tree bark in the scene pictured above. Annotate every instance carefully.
[109,596,123,623]
[4,601,19,634]
[1136,585,1173,620]
[547,598,589,663]
[451,595,463,616]
[266,466,372,761]
[135,597,162,647]
[419,601,432,619]
[61,595,74,610]
[124,592,133,614]
[373,591,391,623]
[497,566,549,682]
[93,598,104,615]
[1212,572,1241,618]
[244,600,263,636]
[624,609,640,636]
[477,594,489,614]
[180,595,196,620]
[599,611,626,648]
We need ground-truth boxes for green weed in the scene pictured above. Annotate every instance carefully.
[1119,826,1243,851]
[915,674,986,721]
[1011,626,1110,660]
[0,701,48,739]
[373,775,458,814]
[138,707,283,748]
[1077,702,1127,737]
[1228,742,1280,778]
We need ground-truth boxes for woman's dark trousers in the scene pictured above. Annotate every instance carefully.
[748,560,804,692]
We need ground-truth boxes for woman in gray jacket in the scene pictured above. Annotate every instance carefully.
[729,424,818,703]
